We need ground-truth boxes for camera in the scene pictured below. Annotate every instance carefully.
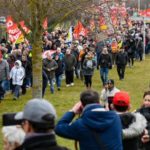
[2,113,23,126]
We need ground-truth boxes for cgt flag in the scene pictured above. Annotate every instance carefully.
[6,16,30,44]
[73,21,88,39]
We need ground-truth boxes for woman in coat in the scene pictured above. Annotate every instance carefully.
[82,52,96,89]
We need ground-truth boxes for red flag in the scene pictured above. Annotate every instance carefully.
[73,21,88,39]
[139,8,150,17]
[43,18,48,30]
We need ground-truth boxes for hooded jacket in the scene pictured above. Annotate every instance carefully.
[10,60,25,86]
[55,104,123,150]
[119,112,147,150]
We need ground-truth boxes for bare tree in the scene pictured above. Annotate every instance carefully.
[0,0,93,98]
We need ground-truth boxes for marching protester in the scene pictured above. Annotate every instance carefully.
[71,41,80,79]
[10,60,25,100]
[21,55,32,94]
[43,52,58,94]
[64,48,76,87]
[78,46,89,80]
[97,47,112,86]
[55,90,123,150]
[123,36,135,67]
[115,47,128,80]
[0,52,10,101]
[54,53,64,91]
[82,52,96,89]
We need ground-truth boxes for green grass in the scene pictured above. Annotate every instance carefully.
[1,55,150,149]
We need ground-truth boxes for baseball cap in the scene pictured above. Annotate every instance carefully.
[113,91,130,107]
[107,79,114,85]
[15,99,57,124]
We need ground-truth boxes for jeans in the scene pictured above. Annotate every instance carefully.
[3,80,10,91]
[14,85,21,98]
[0,80,6,99]
[48,77,54,93]
[26,77,32,87]
[100,67,109,85]
[55,75,62,88]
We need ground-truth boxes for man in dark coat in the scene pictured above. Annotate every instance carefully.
[116,48,128,80]
[64,48,76,87]
[43,52,58,93]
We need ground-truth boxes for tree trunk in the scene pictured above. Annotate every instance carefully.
[32,39,43,98]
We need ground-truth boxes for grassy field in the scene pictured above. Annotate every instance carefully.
[0,55,150,149]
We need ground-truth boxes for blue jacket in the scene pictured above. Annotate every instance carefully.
[55,104,123,150]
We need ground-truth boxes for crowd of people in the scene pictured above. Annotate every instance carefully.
[0,21,150,100]
[1,21,150,149]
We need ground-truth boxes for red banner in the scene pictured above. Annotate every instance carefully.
[139,8,150,17]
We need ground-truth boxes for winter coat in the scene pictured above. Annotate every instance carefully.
[71,48,79,63]
[55,104,123,150]
[116,51,128,66]
[119,112,147,150]
[10,60,25,86]
[0,59,9,81]
[137,107,150,150]
[64,54,76,71]
[82,58,96,75]
[98,53,112,68]
[22,60,32,78]
[55,59,64,76]
[43,58,58,79]
[17,133,69,150]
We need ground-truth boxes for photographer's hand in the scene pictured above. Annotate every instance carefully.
[69,102,83,114]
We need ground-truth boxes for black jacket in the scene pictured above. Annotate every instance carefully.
[119,112,146,150]
[116,51,128,66]
[137,107,150,150]
[98,53,112,68]
[55,59,64,76]
[16,133,69,150]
